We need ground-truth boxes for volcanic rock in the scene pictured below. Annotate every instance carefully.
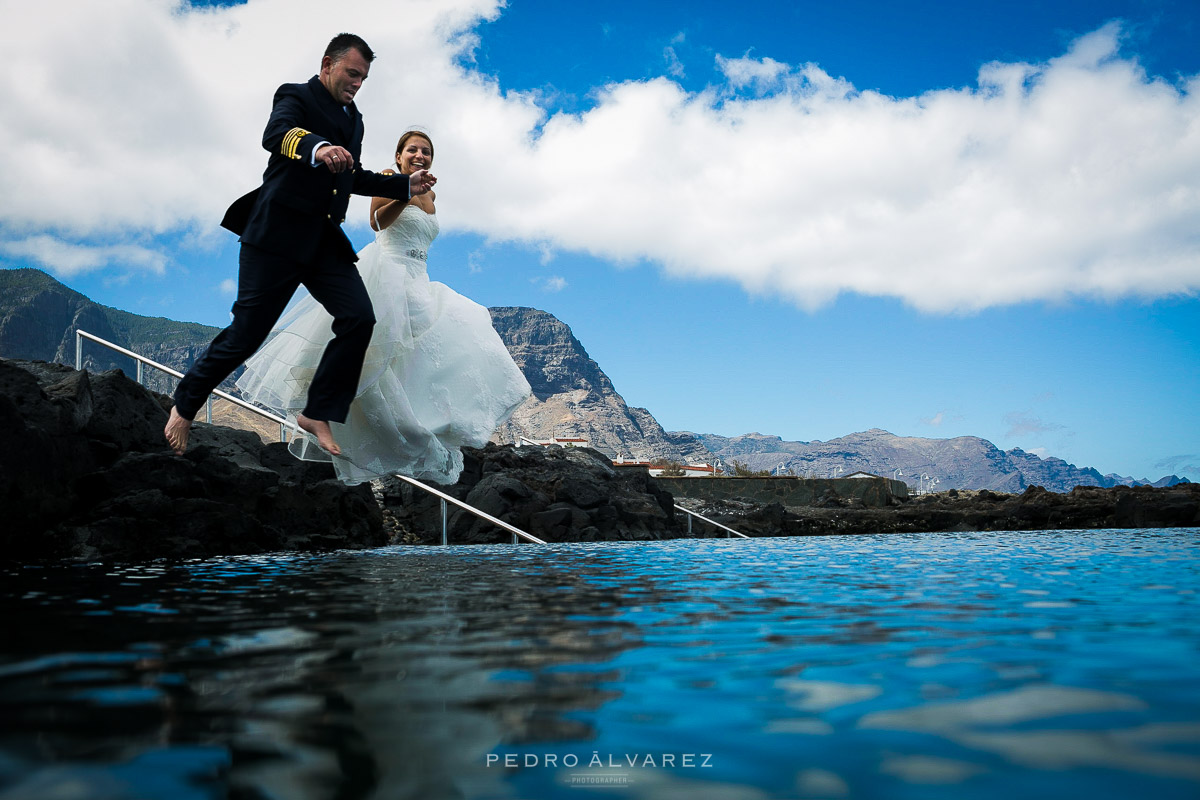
[0,358,384,561]
[378,442,687,544]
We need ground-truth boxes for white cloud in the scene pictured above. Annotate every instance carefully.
[219,278,237,295]
[0,235,167,277]
[1004,411,1066,439]
[467,249,486,274]
[716,53,790,91]
[1154,454,1199,474]
[663,32,687,79]
[3,4,1198,312]
[1,0,508,240]
[533,275,567,292]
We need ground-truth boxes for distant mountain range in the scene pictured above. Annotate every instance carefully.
[688,429,1186,493]
[0,267,1188,493]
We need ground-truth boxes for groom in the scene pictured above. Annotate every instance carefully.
[165,33,436,456]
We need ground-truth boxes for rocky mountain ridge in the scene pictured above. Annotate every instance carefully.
[488,306,713,464]
[688,428,1187,494]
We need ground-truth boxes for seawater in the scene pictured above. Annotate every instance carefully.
[1,529,1198,800]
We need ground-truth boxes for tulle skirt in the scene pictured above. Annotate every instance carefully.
[236,241,531,485]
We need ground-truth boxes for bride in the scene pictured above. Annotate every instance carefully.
[236,130,531,485]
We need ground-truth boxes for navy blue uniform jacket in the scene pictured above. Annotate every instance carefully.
[221,75,411,264]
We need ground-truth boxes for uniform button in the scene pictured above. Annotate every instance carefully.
[340,217,346,223]
[332,189,338,196]
[327,214,332,220]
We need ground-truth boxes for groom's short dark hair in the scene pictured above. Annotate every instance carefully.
[325,33,375,64]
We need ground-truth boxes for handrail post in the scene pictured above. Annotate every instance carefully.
[136,361,143,385]
[440,498,448,545]
[75,330,82,370]
[391,473,546,544]
[206,396,213,424]
[673,504,749,539]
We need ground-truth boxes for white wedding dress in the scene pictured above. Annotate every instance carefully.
[236,204,531,485]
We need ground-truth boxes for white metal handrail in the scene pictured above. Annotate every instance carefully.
[675,504,750,539]
[391,474,546,545]
[75,329,291,436]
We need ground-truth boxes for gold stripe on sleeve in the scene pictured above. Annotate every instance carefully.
[281,127,310,160]
[281,130,296,159]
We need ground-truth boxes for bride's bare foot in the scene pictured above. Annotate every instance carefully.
[164,406,192,455]
[297,413,342,456]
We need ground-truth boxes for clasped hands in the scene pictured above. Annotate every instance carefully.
[317,145,436,196]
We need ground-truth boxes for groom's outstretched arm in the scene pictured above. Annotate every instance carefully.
[352,163,435,201]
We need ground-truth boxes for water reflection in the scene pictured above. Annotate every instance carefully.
[0,530,1197,799]
[1,548,659,799]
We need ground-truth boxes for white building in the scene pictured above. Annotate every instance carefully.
[518,436,591,448]
[612,460,717,477]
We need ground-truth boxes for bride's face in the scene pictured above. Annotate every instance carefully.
[397,137,433,173]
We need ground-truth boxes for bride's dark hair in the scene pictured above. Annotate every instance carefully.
[395,130,434,166]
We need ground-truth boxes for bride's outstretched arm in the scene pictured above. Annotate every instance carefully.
[370,170,408,231]
[370,171,436,230]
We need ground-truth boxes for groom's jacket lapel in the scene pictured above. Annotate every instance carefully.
[308,75,357,140]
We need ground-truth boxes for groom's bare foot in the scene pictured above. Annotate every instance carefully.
[164,406,192,455]
[297,413,342,456]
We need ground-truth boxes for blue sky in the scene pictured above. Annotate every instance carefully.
[2,0,1198,482]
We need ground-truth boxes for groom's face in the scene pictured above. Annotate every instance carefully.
[320,49,370,106]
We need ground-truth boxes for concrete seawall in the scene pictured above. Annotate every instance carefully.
[656,476,908,509]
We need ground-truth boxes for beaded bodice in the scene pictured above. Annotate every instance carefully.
[376,204,439,270]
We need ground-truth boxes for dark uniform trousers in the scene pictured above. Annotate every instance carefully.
[172,229,374,424]
[173,74,411,424]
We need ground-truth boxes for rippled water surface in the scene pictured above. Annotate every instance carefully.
[1,530,1198,799]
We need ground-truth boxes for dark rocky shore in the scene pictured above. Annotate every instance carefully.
[1,358,385,561]
[3,358,1196,561]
